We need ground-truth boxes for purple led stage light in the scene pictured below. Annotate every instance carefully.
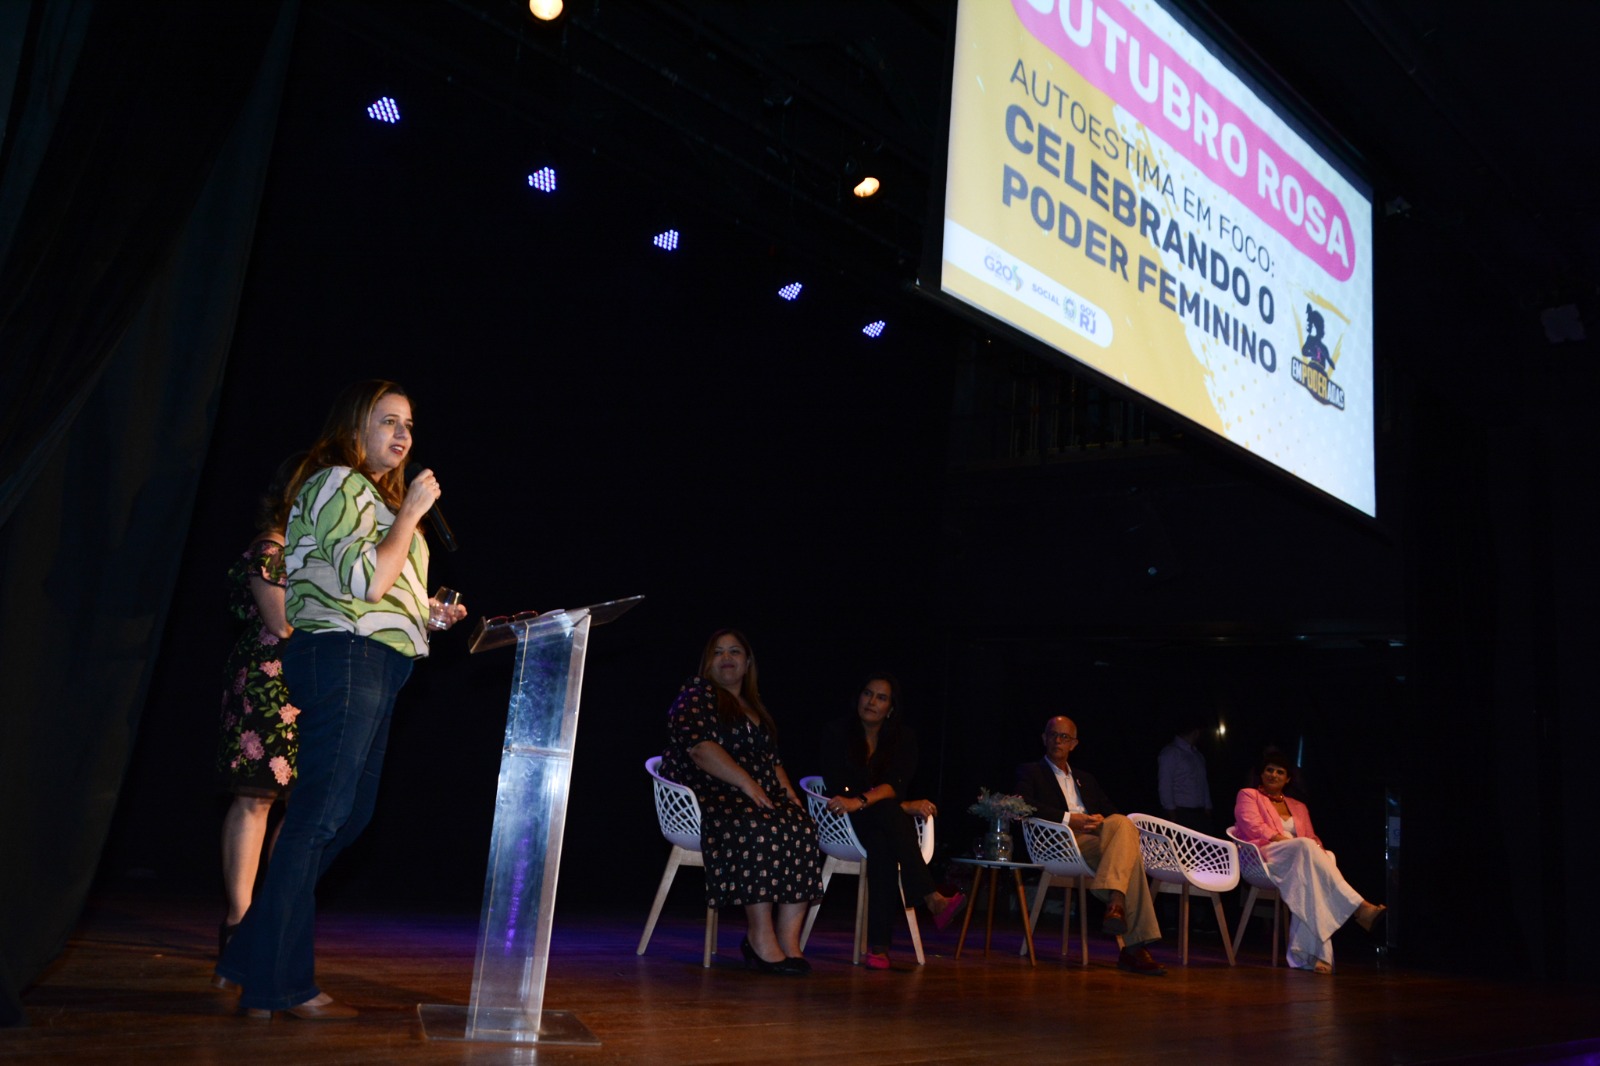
[366,97,400,123]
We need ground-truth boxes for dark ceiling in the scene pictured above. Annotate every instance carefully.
[328,0,1600,338]
[1193,0,1600,324]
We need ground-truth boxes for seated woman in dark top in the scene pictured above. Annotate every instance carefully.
[660,628,823,975]
[818,673,964,969]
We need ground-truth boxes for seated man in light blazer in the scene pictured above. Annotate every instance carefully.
[1014,715,1166,975]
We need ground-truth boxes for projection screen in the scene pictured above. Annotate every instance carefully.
[940,0,1376,516]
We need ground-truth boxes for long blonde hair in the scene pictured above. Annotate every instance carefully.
[279,379,411,514]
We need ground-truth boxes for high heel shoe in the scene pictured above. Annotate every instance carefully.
[931,891,967,932]
[740,937,794,974]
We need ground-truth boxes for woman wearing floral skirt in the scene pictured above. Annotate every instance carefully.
[215,469,299,964]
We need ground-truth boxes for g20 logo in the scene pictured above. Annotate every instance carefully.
[983,253,1024,291]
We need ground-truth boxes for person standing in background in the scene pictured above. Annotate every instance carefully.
[1157,720,1212,832]
[214,459,301,966]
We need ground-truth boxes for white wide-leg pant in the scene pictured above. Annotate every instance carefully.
[1262,837,1363,970]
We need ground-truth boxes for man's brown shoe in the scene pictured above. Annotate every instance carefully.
[1117,945,1167,976]
[1101,901,1127,936]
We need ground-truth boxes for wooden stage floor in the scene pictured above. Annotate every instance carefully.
[5,885,1598,1065]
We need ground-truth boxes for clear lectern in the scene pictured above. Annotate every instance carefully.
[417,596,640,1045]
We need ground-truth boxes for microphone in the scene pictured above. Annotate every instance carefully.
[405,462,459,552]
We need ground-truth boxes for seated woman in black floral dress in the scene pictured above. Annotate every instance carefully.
[660,628,823,975]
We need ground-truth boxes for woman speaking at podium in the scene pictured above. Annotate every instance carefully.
[214,379,466,1019]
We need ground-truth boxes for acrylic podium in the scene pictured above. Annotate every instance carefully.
[417,595,641,1046]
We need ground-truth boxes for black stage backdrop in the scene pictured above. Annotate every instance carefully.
[0,0,297,1024]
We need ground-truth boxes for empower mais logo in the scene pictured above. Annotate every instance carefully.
[1289,303,1346,410]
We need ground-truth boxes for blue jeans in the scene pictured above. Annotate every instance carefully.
[216,631,413,1010]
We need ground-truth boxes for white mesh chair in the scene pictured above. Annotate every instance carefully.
[1130,813,1240,966]
[1018,817,1099,964]
[637,756,719,967]
[1227,826,1287,965]
[797,776,933,965]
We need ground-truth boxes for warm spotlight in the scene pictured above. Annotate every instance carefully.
[528,0,563,20]
[853,176,880,198]
[778,282,803,301]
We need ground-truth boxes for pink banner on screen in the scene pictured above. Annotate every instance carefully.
[1011,0,1356,282]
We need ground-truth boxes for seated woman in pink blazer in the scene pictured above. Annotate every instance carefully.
[1233,751,1385,973]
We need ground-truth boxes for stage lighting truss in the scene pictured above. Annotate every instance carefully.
[652,229,680,251]
[861,320,886,338]
[366,97,400,124]
[527,166,557,193]
[778,282,803,302]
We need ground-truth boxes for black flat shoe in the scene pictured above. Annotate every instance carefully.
[739,937,785,973]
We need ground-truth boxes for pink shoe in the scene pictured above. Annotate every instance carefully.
[863,951,890,970]
[932,891,967,932]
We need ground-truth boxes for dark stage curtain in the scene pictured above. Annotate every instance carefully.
[0,0,297,1026]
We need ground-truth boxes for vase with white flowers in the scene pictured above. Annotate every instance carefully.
[967,788,1035,861]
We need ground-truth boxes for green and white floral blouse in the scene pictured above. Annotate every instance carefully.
[283,466,431,658]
